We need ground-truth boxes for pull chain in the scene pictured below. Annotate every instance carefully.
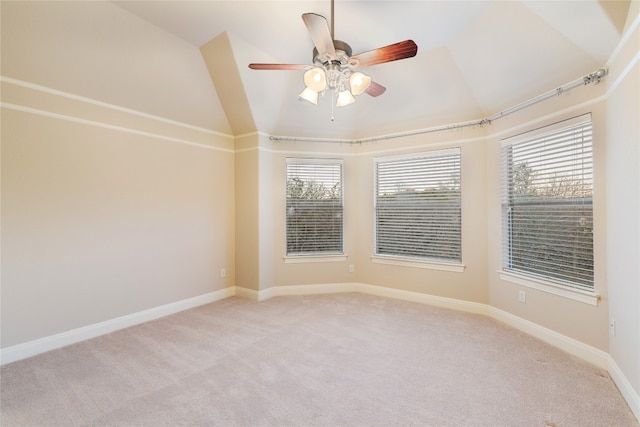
[331,90,335,121]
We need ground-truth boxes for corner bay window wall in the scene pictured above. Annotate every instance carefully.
[501,114,595,297]
[286,158,344,257]
[374,148,462,266]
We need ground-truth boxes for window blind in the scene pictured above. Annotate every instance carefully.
[286,159,343,255]
[501,115,593,290]
[375,148,461,262]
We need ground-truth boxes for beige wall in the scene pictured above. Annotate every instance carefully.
[248,15,638,387]
[2,1,638,405]
[245,57,632,356]
[1,0,236,350]
[605,11,640,395]
[354,131,489,303]
[486,100,609,351]
[261,140,360,287]
[250,126,488,303]
[256,99,608,351]
[234,135,261,291]
[0,1,230,134]
[1,83,235,348]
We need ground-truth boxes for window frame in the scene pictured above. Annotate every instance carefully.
[500,114,599,305]
[373,148,464,271]
[285,157,345,261]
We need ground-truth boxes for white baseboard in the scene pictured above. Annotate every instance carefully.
[355,283,489,315]
[0,287,234,366]
[608,355,640,421]
[234,286,261,300]
[238,283,359,301]
[236,282,607,369]
[235,282,488,316]
[244,283,607,365]
[239,282,637,422]
[2,282,637,424]
[488,306,609,369]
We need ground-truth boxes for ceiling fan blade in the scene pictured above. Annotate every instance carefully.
[365,81,386,97]
[302,13,336,60]
[350,40,418,68]
[248,63,309,70]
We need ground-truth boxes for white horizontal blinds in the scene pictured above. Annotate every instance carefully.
[375,148,461,262]
[286,159,343,255]
[501,114,593,290]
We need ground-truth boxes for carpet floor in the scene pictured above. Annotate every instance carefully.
[1,293,637,426]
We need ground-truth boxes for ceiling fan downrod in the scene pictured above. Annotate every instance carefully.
[330,0,335,40]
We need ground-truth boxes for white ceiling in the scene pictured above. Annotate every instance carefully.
[5,1,633,140]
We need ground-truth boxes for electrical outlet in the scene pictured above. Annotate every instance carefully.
[220,269,226,278]
[610,318,616,337]
[349,264,355,273]
[518,290,526,303]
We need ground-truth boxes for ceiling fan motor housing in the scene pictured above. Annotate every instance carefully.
[312,40,353,66]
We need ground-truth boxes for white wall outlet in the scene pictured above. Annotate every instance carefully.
[349,264,355,273]
[610,318,616,337]
[518,290,526,303]
[220,269,226,278]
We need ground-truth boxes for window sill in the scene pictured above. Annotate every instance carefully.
[499,270,600,306]
[284,254,347,264]
[371,255,465,272]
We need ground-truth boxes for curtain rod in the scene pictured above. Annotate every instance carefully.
[270,68,607,144]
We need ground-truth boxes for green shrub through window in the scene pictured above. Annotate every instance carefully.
[286,159,343,255]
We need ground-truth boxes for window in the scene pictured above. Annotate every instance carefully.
[374,148,461,263]
[501,114,593,291]
[286,158,343,255]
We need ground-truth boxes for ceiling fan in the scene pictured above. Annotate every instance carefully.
[248,0,418,108]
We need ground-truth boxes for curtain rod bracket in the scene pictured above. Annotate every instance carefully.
[583,68,607,85]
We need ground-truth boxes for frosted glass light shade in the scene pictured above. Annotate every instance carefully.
[349,72,371,95]
[336,89,355,107]
[303,67,327,92]
[299,87,319,105]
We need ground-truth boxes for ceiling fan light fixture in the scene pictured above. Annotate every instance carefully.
[336,89,355,107]
[349,72,371,95]
[299,87,319,105]
[303,67,327,92]
[249,4,419,116]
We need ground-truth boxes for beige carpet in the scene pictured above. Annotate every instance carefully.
[1,293,637,426]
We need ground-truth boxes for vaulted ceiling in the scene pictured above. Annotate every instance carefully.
[3,1,633,140]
